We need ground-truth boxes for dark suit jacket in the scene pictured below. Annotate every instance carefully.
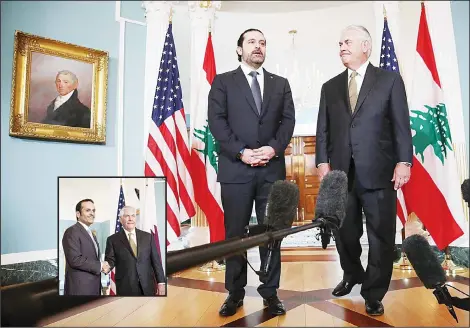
[208,66,296,183]
[315,63,413,189]
[42,89,91,128]
[105,229,166,296]
[62,222,101,295]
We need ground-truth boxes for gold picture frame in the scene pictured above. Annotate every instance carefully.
[9,31,108,144]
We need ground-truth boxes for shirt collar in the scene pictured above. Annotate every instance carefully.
[78,220,91,232]
[124,228,136,235]
[240,61,264,78]
[348,60,369,78]
[57,89,75,102]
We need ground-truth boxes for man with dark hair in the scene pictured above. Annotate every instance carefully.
[316,25,413,316]
[62,199,110,295]
[208,28,295,316]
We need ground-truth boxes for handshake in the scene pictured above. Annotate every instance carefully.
[101,261,111,274]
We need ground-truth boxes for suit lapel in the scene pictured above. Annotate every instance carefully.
[352,63,377,118]
[76,223,99,260]
[233,66,259,116]
[261,69,275,117]
[119,230,137,259]
[135,229,143,259]
[340,69,352,115]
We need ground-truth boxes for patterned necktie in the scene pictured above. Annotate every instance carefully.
[128,232,137,257]
[349,71,358,112]
[249,71,262,114]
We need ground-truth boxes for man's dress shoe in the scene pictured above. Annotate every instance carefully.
[263,295,286,315]
[219,295,243,317]
[365,300,384,316]
[332,279,361,297]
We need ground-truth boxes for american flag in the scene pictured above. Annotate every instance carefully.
[379,19,400,72]
[144,23,195,244]
[109,185,125,296]
[379,17,407,228]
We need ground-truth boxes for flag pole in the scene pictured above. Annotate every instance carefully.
[381,3,412,271]
[393,214,413,271]
[195,5,225,273]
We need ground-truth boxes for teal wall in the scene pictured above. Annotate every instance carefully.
[1,1,146,254]
[451,0,469,162]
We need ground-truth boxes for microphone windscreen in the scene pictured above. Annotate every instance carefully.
[402,234,446,289]
[264,180,299,231]
[314,170,348,227]
[461,179,470,204]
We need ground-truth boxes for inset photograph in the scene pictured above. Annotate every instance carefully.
[58,177,167,296]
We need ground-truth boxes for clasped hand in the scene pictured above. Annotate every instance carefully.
[101,261,111,274]
[241,146,275,166]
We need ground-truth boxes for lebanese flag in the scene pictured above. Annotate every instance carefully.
[401,2,466,250]
[189,32,225,243]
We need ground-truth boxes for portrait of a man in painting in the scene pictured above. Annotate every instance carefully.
[9,31,108,144]
[28,53,93,128]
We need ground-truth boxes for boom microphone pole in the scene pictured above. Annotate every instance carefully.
[167,171,349,275]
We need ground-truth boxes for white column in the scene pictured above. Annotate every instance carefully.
[140,1,178,240]
[187,1,221,229]
[187,1,221,137]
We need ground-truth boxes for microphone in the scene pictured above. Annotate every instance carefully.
[461,178,470,205]
[259,180,299,277]
[313,170,348,249]
[402,234,464,322]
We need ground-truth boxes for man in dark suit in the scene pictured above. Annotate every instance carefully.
[42,70,91,128]
[208,28,295,316]
[315,25,413,316]
[62,199,109,295]
[105,206,166,296]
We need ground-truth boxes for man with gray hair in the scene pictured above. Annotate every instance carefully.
[315,25,412,316]
[104,205,166,296]
[42,70,91,128]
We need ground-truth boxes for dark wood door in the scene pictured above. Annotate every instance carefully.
[285,136,320,225]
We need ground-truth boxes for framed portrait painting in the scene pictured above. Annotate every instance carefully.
[9,31,108,144]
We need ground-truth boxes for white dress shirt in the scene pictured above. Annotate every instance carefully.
[347,60,369,96]
[240,61,264,99]
[53,89,74,110]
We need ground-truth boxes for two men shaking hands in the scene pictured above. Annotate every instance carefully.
[62,200,166,296]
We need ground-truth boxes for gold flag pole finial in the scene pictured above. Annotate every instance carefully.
[200,0,211,8]
[383,4,387,19]
[208,19,212,34]
[169,6,173,23]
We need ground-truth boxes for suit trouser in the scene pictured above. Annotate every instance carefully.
[335,158,397,302]
[220,168,281,300]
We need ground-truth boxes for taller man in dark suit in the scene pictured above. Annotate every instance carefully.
[105,206,166,296]
[315,25,413,316]
[62,199,110,295]
[208,28,295,316]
